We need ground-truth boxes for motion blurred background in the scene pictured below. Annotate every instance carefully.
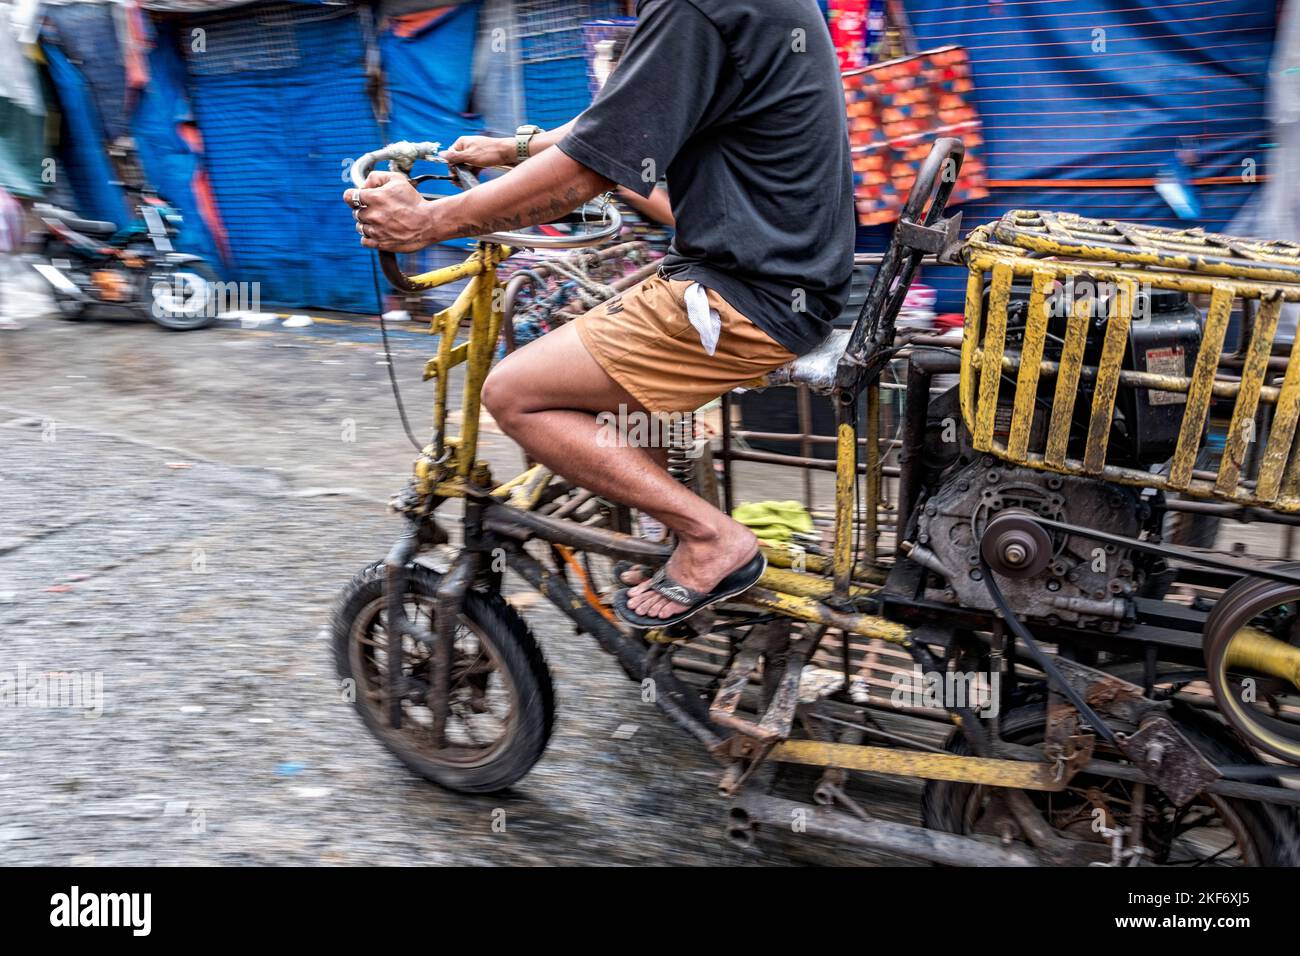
[0,0,1297,867]
[0,0,1287,316]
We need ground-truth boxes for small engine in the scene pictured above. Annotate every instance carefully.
[907,457,1151,632]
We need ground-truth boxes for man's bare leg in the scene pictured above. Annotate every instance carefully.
[481,322,757,619]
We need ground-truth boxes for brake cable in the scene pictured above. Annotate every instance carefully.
[369,251,425,452]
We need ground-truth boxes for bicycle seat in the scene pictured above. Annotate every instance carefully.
[760,328,849,394]
[35,203,118,236]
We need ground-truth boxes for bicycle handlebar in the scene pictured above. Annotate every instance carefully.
[901,135,965,229]
[350,140,623,291]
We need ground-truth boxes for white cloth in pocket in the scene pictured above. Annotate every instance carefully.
[684,281,721,356]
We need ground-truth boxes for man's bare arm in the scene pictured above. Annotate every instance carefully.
[432,145,611,241]
[351,145,613,251]
[443,119,578,169]
[522,119,577,160]
[616,185,674,227]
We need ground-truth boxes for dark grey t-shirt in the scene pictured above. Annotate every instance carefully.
[557,0,854,356]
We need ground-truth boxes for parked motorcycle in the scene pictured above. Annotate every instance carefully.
[31,196,221,331]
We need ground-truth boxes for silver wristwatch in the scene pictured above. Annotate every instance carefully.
[515,124,543,163]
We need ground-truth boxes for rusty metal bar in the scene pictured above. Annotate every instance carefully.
[985,351,1287,407]
[1261,330,1300,502]
[1044,291,1092,468]
[973,262,1012,451]
[896,359,931,559]
[769,738,1066,790]
[1169,284,1234,489]
[1216,292,1282,495]
[729,793,1043,866]
[864,383,881,564]
[721,393,735,516]
[733,430,898,447]
[1082,277,1136,473]
[719,445,900,477]
[959,266,983,429]
[798,385,815,510]
[966,252,1300,305]
[1006,270,1054,460]
[484,501,672,564]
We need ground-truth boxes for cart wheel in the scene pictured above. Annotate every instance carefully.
[921,702,1300,866]
[332,561,555,794]
[1202,567,1300,766]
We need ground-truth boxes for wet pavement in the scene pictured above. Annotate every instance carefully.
[0,271,921,865]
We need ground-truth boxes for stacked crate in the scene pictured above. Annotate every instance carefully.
[843,45,988,225]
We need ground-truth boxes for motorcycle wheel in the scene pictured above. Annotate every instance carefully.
[331,561,555,794]
[143,261,220,331]
[53,294,87,320]
[921,702,1300,866]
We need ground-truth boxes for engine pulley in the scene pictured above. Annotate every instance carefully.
[979,508,1053,579]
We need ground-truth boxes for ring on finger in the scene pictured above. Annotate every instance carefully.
[350,190,365,209]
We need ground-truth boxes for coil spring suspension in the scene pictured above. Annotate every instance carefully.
[666,412,696,486]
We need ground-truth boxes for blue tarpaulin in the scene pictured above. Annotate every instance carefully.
[861,0,1279,310]
[381,2,483,255]
[42,44,129,227]
[902,0,1274,185]
[131,21,224,271]
[381,3,482,160]
[187,8,381,311]
[43,2,132,142]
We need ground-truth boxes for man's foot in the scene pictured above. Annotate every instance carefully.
[623,518,760,621]
[614,514,672,585]
[615,561,649,586]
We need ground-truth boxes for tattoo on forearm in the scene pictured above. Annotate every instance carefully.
[448,186,585,237]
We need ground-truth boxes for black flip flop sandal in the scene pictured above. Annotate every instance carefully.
[613,553,767,629]
[612,560,649,585]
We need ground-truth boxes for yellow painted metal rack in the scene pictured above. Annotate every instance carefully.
[960,210,1300,513]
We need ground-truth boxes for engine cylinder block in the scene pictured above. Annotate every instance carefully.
[912,457,1144,631]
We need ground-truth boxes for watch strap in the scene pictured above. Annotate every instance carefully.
[515,127,539,163]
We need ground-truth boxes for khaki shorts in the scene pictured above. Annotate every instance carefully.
[574,274,795,414]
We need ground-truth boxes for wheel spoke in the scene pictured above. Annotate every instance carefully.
[347,587,525,769]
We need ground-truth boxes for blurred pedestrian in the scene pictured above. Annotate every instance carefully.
[0,186,25,330]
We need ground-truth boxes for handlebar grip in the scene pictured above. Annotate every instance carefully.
[351,142,453,293]
[350,141,442,190]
